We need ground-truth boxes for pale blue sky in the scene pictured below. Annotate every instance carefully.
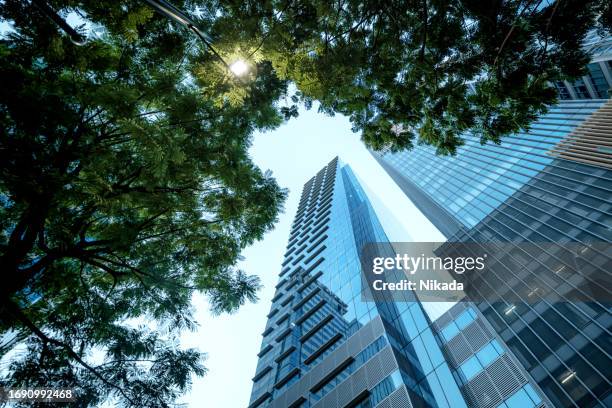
[179,106,450,407]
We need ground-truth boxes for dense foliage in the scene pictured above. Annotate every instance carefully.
[0,1,288,406]
[1,0,609,406]
[216,0,610,154]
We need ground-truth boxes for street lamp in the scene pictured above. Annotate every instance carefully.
[142,0,248,78]
[229,60,249,76]
[31,0,86,45]
[32,0,250,78]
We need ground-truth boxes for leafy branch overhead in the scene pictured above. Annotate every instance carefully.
[0,0,609,406]
[216,0,610,154]
[0,1,287,406]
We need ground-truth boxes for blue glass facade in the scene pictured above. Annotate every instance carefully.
[373,99,612,408]
[375,100,607,231]
[555,32,612,100]
[248,158,468,408]
[433,302,549,408]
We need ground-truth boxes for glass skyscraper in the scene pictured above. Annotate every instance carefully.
[554,32,612,100]
[432,302,547,408]
[248,158,470,408]
[372,97,612,408]
[373,99,608,235]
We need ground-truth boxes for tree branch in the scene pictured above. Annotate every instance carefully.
[6,300,136,405]
[538,0,561,70]
[493,0,541,65]
[420,0,428,63]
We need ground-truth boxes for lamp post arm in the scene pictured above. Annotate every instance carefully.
[142,0,232,72]
[31,0,87,45]
[187,25,232,72]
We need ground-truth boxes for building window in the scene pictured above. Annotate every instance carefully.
[310,336,387,402]
[496,384,542,408]
[571,78,591,99]
[369,370,403,406]
[586,63,610,98]
[458,340,505,382]
[555,81,572,100]
[440,308,477,342]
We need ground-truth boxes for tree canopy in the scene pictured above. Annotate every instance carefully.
[0,0,610,406]
[0,1,288,406]
[216,0,610,154]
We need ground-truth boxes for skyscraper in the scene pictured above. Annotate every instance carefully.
[248,158,469,408]
[554,32,612,100]
[372,97,612,408]
[433,301,549,408]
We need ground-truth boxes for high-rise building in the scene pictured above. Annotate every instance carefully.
[371,97,612,408]
[248,158,469,408]
[554,32,612,100]
[468,30,612,100]
[466,31,612,100]
[372,99,609,237]
[433,302,548,408]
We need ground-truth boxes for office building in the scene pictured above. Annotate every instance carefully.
[433,302,549,408]
[372,97,612,407]
[248,158,469,408]
[554,32,612,100]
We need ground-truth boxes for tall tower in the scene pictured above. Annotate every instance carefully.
[248,158,469,408]
[371,98,612,408]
